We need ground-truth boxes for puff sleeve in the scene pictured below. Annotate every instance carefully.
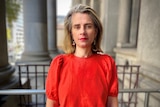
[106,56,119,97]
[46,55,63,105]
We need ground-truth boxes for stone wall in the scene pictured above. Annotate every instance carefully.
[114,0,160,106]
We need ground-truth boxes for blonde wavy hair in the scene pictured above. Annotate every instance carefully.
[62,4,103,54]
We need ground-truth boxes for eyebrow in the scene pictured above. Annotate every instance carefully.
[73,23,93,26]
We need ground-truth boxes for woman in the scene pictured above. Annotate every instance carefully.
[46,4,119,107]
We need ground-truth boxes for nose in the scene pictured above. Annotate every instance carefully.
[80,26,86,35]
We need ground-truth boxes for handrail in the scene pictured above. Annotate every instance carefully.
[0,89,159,107]
[119,88,160,107]
[119,88,160,93]
[0,89,45,95]
[0,88,159,95]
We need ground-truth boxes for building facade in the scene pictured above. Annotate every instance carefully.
[0,0,160,106]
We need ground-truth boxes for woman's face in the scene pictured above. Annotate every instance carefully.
[71,13,97,49]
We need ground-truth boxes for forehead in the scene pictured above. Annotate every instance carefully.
[71,13,93,25]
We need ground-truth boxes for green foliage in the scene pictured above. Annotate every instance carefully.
[6,0,21,27]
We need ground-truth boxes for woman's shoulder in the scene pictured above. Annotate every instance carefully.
[95,53,115,62]
[96,53,113,58]
[95,53,116,70]
[52,54,64,60]
[51,54,72,62]
[50,54,64,65]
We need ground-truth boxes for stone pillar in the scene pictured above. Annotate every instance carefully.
[91,0,101,17]
[86,0,91,5]
[72,0,81,6]
[47,0,60,58]
[129,0,140,47]
[0,0,18,101]
[21,0,51,62]
[117,0,132,47]
[82,0,90,5]
[102,0,119,57]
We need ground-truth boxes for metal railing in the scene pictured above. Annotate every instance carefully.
[119,89,160,107]
[117,65,140,107]
[17,64,49,107]
[0,89,159,107]
[0,64,142,107]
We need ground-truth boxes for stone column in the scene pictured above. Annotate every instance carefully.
[82,0,91,5]
[0,0,18,92]
[47,0,60,58]
[102,0,119,57]
[117,0,132,47]
[21,0,51,62]
[129,0,140,47]
[91,0,101,17]
[86,0,91,5]
[72,0,81,6]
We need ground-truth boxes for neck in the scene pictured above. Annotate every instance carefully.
[74,47,93,58]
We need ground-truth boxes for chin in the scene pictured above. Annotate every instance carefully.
[79,45,91,48]
[77,43,92,48]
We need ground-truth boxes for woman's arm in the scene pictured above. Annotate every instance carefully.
[46,98,56,107]
[107,96,118,107]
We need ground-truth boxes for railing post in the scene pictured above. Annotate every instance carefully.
[144,92,150,107]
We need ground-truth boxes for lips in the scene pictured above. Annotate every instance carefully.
[79,38,88,40]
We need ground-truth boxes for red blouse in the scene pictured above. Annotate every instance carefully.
[46,53,118,107]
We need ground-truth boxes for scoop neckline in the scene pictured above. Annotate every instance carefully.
[71,53,97,59]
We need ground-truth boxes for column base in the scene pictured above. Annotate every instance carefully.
[117,42,136,48]
[0,65,19,106]
[0,64,16,85]
[0,64,19,89]
[19,51,51,63]
[49,49,63,58]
